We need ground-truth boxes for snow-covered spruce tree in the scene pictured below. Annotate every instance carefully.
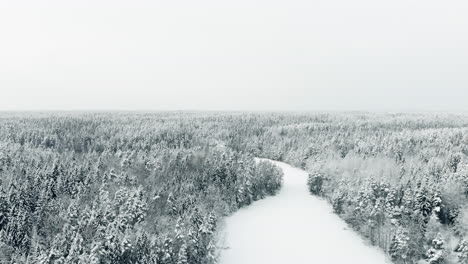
[447,153,462,173]
[455,239,468,264]
[332,189,346,215]
[159,236,174,264]
[174,217,185,244]
[425,234,447,264]
[389,227,411,264]
[254,160,283,197]
[307,172,325,196]
[177,242,188,264]
[236,174,253,208]
[64,232,85,264]
[131,233,156,264]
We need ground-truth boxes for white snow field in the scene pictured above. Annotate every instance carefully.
[219,160,392,264]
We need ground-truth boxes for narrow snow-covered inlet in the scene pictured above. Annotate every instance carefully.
[219,160,392,264]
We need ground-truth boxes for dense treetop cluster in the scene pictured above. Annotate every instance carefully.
[235,112,468,264]
[0,112,283,264]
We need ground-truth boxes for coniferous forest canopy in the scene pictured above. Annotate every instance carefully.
[1,112,468,264]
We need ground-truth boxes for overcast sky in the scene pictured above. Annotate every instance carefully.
[0,0,467,111]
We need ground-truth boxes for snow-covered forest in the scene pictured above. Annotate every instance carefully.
[0,112,283,263]
[1,112,468,264]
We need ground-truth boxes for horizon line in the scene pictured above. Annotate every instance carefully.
[1,109,468,114]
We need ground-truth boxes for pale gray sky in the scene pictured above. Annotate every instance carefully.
[0,0,467,111]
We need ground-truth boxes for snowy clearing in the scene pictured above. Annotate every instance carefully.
[219,160,392,264]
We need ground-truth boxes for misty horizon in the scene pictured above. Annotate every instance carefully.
[1,0,467,111]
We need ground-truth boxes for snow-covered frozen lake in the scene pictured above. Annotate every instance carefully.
[219,160,392,264]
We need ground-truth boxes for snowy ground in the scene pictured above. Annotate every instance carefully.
[218,160,392,264]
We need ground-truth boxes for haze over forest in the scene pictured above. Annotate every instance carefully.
[1,0,467,111]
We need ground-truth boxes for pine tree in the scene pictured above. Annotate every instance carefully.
[447,153,462,173]
[426,234,446,264]
[190,208,203,232]
[3,205,32,251]
[389,227,410,263]
[0,193,8,231]
[175,217,185,247]
[187,226,200,264]
[167,192,178,216]
[134,233,156,264]
[65,233,85,264]
[332,190,346,215]
[67,200,80,230]
[87,241,101,264]
[416,187,433,220]
[160,236,173,264]
[206,240,217,264]
[455,239,468,264]
[100,224,122,263]
[177,243,188,264]
[307,172,324,196]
